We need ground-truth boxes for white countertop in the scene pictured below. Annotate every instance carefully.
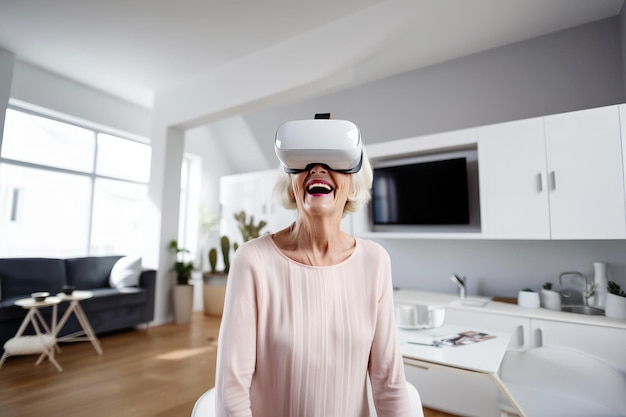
[394,289,626,330]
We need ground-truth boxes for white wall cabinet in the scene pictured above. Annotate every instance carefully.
[219,169,295,244]
[478,105,625,239]
[478,117,550,239]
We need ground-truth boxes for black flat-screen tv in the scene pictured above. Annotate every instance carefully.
[371,157,470,225]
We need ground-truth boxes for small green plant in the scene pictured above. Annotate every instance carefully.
[608,281,626,297]
[543,282,553,291]
[206,211,265,276]
[521,288,535,292]
[234,210,267,242]
[169,240,194,285]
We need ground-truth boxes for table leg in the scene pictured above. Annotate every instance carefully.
[487,372,527,417]
[73,302,103,355]
[29,309,63,372]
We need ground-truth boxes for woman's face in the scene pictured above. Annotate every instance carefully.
[291,164,352,217]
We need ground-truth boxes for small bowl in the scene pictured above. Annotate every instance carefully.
[31,291,50,302]
[62,285,76,295]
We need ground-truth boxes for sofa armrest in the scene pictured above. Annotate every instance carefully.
[139,269,156,323]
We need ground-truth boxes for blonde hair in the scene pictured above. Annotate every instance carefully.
[273,148,373,215]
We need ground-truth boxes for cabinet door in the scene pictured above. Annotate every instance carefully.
[404,363,500,417]
[531,319,626,373]
[478,118,550,239]
[544,105,625,239]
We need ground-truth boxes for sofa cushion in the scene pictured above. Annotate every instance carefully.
[79,288,147,312]
[65,256,122,289]
[109,256,142,288]
[0,258,66,300]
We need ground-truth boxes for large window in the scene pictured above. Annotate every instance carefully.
[0,107,151,258]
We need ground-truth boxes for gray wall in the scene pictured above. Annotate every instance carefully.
[621,2,626,98]
[233,17,626,298]
[0,48,15,152]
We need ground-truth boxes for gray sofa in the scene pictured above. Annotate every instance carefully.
[0,256,156,353]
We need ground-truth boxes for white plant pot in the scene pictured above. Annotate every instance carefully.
[541,289,561,311]
[605,293,626,320]
[518,290,540,309]
[203,273,228,317]
[173,284,194,324]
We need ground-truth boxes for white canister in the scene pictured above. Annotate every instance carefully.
[541,289,561,311]
[605,293,626,320]
[518,290,540,309]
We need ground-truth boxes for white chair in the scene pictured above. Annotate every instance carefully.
[192,380,424,417]
[499,346,626,417]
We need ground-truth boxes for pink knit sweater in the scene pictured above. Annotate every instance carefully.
[215,235,410,417]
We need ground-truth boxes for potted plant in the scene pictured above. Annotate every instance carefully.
[517,288,540,309]
[202,211,267,316]
[605,281,626,319]
[540,282,561,311]
[169,239,195,324]
[203,235,236,316]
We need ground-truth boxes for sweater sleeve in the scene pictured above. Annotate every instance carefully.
[368,247,412,417]
[215,244,259,417]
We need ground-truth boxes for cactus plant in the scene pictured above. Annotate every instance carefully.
[207,235,238,275]
[234,210,267,242]
[205,211,263,277]
[221,235,232,274]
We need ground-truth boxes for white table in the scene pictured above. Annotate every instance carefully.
[0,296,63,372]
[399,324,526,417]
[55,290,103,355]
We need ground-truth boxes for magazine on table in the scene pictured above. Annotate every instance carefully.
[438,330,496,347]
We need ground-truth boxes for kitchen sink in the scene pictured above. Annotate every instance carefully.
[449,298,490,308]
[560,305,604,316]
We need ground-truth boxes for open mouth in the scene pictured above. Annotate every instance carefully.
[307,181,333,195]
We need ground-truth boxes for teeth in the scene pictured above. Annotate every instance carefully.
[308,182,331,191]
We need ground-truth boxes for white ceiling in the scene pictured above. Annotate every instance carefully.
[0,0,623,111]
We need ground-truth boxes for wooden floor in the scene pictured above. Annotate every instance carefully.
[0,311,458,417]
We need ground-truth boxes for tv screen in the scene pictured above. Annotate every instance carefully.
[371,157,470,225]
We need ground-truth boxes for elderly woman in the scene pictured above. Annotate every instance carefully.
[215,118,410,417]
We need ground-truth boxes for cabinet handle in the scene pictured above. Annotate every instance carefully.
[516,325,525,348]
[549,171,557,191]
[537,173,544,192]
[533,328,543,348]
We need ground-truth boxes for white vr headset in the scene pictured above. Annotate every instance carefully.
[274,117,363,174]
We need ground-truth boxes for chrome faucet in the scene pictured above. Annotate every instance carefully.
[559,271,595,306]
[450,274,466,299]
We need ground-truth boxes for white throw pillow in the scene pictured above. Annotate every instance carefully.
[109,256,142,289]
